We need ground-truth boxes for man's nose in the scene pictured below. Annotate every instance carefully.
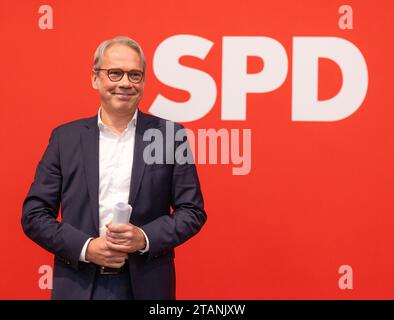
[119,73,133,88]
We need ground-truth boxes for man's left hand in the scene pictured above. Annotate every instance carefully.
[105,223,146,253]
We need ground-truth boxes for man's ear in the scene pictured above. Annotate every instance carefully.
[91,70,99,89]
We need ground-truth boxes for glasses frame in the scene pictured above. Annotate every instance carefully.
[94,68,145,84]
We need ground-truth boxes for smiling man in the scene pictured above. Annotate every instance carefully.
[21,36,207,300]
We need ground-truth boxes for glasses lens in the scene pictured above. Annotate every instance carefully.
[128,71,143,83]
[108,69,124,81]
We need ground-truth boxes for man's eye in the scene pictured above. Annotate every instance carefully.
[130,72,142,79]
[109,70,123,77]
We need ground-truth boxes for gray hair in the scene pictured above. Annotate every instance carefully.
[93,36,146,72]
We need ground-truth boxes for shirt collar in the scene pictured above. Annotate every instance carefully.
[97,107,138,132]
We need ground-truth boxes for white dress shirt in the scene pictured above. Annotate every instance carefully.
[79,108,149,262]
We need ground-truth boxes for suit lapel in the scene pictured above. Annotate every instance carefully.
[81,116,100,234]
[80,111,160,231]
[128,110,160,207]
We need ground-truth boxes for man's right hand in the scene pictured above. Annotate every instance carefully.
[85,236,127,268]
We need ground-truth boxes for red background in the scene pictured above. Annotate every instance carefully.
[1,0,394,299]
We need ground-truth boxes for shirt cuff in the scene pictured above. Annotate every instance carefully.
[79,238,94,262]
[138,228,150,254]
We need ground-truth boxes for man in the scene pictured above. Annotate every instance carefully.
[21,36,207,300]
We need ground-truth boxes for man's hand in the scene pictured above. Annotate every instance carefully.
[85,236,128,268]
[106,223,146,253]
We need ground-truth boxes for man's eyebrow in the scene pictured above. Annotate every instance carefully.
[105,67,144,72]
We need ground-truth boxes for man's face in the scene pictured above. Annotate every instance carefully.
[91,43,145,115]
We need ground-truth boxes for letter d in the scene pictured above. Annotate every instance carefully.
[292,37,368,121]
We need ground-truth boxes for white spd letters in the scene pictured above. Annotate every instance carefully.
[150,35,368,123]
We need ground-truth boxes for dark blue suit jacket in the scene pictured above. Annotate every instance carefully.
[22,110,206,300]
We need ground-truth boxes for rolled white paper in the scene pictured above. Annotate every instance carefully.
[111,202,132,225]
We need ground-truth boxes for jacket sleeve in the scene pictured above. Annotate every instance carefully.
[140,123,207,259]
[21,128,90,270]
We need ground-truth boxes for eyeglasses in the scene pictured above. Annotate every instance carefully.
[94,68,144,83]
